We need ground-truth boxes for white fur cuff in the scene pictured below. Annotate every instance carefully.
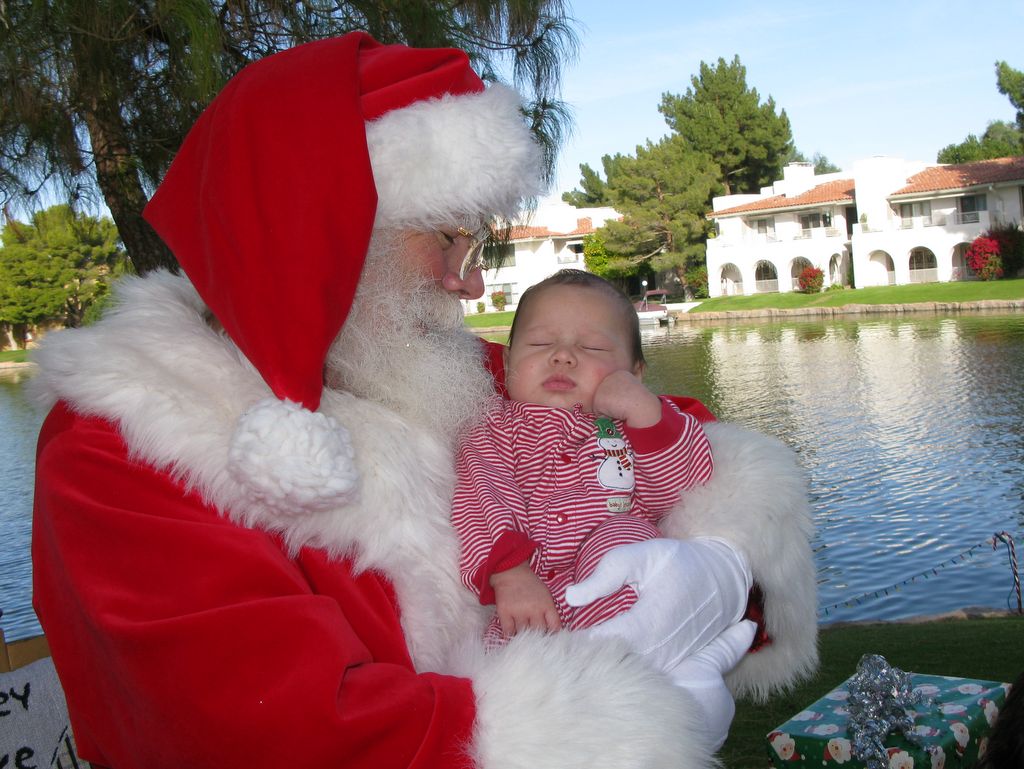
[450,632,715,769]
[227,398,360,515]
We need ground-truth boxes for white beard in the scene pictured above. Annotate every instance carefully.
[325,231,495,441]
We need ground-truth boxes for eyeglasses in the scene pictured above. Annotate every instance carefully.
[434,225,490,280]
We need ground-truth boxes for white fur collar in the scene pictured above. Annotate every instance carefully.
[31,271,486,671]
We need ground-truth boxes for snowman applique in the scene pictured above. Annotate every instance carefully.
[591,418,635,504]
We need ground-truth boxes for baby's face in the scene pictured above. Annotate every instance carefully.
[504,285,638,412]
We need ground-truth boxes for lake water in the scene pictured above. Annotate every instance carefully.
[2,311,1023,641]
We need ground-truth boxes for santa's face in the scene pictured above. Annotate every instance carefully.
[324,229,495,437]
[504,285,640,413]
[402,229,486,300]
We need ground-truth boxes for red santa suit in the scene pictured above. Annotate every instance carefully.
[31,32,819,769]
[453,396,714,637]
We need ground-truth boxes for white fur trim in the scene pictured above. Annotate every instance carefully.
[31,271,817,705]
[367,84,544,228]
[448,632,716,769]
[227,397,359,515]
[660,421,819,702]
[30,271,486,671]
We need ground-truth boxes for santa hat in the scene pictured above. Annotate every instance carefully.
[143,32,543,515]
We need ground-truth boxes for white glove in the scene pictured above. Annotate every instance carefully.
[563,538,752,672]
[667,620,759,752]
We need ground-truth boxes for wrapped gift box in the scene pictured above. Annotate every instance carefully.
[767,673,1010,769]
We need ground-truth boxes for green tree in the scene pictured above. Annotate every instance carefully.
[582,231,633,281]
[938,61,1024,162]
[0,1,579,274]
[0,204,126,346]
[938,121,1024,163]
[561,154,627,207]
[789,150,841,174]
[598,135,721,294]
[658,55,793,194]
[996,60,1024,131]
[562,163,611,206]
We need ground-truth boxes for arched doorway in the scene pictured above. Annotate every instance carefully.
[720,263,744,296]
[952,242,974,281]
[867,251,895,286]
[829,251,849,287]
[790,257,813,291]
[754,260,779,293]
[908,247,938,283]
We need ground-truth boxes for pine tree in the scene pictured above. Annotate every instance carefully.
[0,1,578,273]
[658,55,793,195]
[599,135,721,290]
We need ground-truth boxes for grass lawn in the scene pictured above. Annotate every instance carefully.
[722,615,1024,768]
[694,278,1024,313]
[463,281,1024,333]
[0,349,28,363]
[463,310,516,328]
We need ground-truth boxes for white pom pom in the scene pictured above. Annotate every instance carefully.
[228,398,359,515]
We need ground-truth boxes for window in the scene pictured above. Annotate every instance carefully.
[559,241,584,264]
[909,249,937,270]
[959,194,987,223]
[799,213,822,230]
[755,218,775,238]
[899,201,931,228]
[486,283,518,305]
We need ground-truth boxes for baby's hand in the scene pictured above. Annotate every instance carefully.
[490,562,563,636]
[593,370,662,428]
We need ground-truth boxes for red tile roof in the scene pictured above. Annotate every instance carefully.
[509,225,554,239]
[710,179,855,217]
[891,156,1024,196]
[509,217,612,240]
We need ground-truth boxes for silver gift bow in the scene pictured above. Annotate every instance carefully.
[846,653,934,769]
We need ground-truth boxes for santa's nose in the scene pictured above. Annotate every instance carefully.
[441,264,485,299]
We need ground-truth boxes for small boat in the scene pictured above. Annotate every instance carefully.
[634,289,670,324]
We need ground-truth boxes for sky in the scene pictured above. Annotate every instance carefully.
[546,0,1023,201]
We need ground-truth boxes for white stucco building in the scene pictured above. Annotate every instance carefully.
[705,156,1024,298]
[464,200,620,314]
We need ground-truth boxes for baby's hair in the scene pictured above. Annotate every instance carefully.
[508,269,645,368]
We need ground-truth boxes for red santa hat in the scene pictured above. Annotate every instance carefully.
[143,32,543,515]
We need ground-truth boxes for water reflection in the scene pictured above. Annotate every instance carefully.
[644,313,1024,624]
[2,314,1023,639]
[0,368,45,640]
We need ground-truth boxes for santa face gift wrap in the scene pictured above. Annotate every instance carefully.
[767,673,1010,769]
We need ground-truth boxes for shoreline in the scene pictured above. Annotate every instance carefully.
[466,299,1024,334]
[821,606,1020,629]
[672,298,1024,322]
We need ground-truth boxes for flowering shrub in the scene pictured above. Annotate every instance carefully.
[988,224,1024,277]
[490,290,507,311]
[798,266,824,293]
[965,236,1004,281]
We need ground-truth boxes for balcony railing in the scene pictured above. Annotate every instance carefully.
[720,280,744,296]
[856,210,992,235]
[755,279,779,293]
[908,268,939,284]
[951,211,981,225]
